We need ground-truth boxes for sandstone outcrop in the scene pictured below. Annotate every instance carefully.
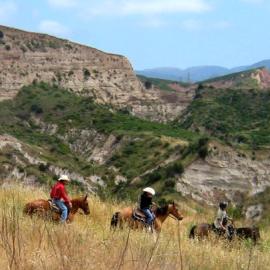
[176,142,270,205]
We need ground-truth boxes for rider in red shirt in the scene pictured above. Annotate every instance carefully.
[50,175,72,222]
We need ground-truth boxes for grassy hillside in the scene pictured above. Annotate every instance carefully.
[200,68,261,89]
[0,82,203,201]
[180,85,270,149]
[0,185,270,270]
[137,75,190,92]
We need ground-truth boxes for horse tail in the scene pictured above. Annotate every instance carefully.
[189,225,197,239]
[111,212,120,229]
[23,203,32,215]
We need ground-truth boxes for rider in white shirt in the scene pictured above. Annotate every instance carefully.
[214,202,232,234]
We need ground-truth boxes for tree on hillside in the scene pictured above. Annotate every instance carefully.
[144,81,152,89]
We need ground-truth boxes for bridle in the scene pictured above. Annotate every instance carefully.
[169,214,182,221]
[167,204,183,221]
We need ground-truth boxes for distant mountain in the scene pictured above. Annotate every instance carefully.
[182,66,229,82]
[136,67,183,81]
[136,60,270,82]
[250,59,270,69]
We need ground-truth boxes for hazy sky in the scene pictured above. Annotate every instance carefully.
[0,0,270,69]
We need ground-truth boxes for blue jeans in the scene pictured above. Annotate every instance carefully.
[53,199,68,222]
[141,208,155,225]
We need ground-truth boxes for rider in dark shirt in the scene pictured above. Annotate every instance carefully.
[139,187,155,227]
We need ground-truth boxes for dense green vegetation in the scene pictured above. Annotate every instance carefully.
[180,85,270,148]
[0,82,197,140]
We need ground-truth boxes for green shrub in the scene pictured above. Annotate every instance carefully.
[147,171,162,183]
[16,111,30,120]
[5,44,11,50]
[164,178,176,188]
[228,205,243,219]
[198,146,208,159]
[30,104,43,114]
[83,68,91,80]
[38,163,48,172]
[144,81,152,89]
[68,70,74,76]
[198,137,209,148]
[165,162,184,178]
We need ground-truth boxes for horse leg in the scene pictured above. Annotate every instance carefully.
[189,225,197,239]
[67,214,74,223]
[110,212,120,229]
[154,220,161,233]
[23,203,34,216]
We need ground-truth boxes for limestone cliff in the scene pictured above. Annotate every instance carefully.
[0,25,192,122]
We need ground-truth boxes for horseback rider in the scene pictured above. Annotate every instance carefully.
[50,175,72,223]
[214,202,232,236]
[139,187,156,229]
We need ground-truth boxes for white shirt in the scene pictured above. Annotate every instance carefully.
[214,209,227,228]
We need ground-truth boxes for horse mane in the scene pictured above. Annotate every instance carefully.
[71,197,86,206]
[71,196,86,202]
[156,205,168,215]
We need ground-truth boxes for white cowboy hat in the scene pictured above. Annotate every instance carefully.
[143,187,155,195]
[58,175,71,182]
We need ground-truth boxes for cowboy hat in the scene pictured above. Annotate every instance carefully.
[143,187,155,195]
[58,175,71,182]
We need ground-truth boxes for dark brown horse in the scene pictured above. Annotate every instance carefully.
[235,227,260,244]
[24,195,90,222]
[111,202,183,233]
[189,223,260,244]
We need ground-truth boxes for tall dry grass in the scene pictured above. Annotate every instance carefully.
[0,185,269,270]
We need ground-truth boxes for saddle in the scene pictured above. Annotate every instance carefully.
[132,208,157,226]
[132,208,147,223]
[48,199,61,214]
[212,222,235,240]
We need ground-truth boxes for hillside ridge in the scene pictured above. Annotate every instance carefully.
[0,25,193,122]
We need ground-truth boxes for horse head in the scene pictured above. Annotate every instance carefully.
[73,194,90,215]
[168,201,183,221]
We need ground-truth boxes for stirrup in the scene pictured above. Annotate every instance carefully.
[145,223,153,233]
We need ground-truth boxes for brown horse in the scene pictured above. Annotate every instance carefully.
[189,223,214,239]
[189,222,235,240]
[189,223,260,243]
[24,195,90,222]
[111,202,183,233]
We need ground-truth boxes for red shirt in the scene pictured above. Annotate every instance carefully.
[50,181,70,203]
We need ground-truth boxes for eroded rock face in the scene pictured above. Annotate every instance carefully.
[61,128,123,165]
[0,25,193,122]
[245,204,263,222]
[176,142,270,205]
[0,135,94,191]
